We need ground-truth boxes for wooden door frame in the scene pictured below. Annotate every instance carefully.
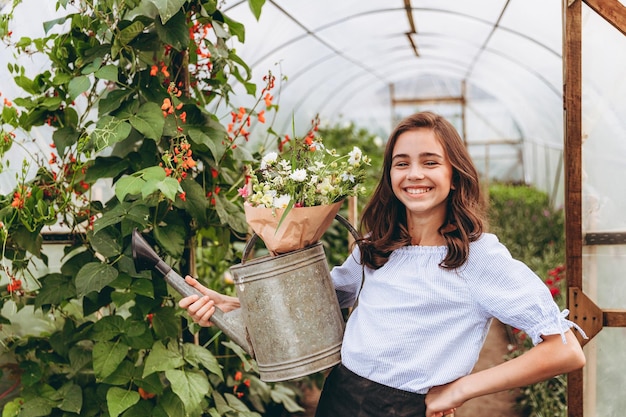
[563,1,626,416]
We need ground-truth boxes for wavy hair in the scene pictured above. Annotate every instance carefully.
[358,111,486,270]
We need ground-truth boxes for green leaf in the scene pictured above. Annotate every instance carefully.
[43,15,71,34]
[187,127,222,161]
[270,383,305,412]
[20,360,43,387]
[91,315,125,341]
[102,360,139,386]
[142,340,185,378]
[130,278,154,298]
[148,0,187,24]
[57,383,83,413]
[81,57,103,75]
[95,65,119,82]
[106,387,140,417]
[214,193,248,234]
[177,178,209,226]
[135,372,164,396]
[75,262,119,297]
[224,393,251,412]
[52,126,81,157]
[151,306,181,340]
[140,165,168,181]
[111,291,135,307]
[93,202,149,234]
[183,343,223,380]
[128,102,164,141]
[166,369,210,413]
[92,116,133,151]
[115,175,146,201]
[10,227,43,256]
[153,223,185,258]
[223,14,245,42]
[68,75,91,102]
[118,21,145,46]
[248,0,266,20]
[155,9,188,50]
[18,395,55,417]
[99,88,133,116]
[35,273,76,308]
[155,176,180,201]
[85,156,129,182]
[88,228,122,258]
[93,341,130,380]
[157,390,186,417]
[68,346,92,378]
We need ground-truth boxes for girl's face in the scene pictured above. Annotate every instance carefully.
[390,128,454,222]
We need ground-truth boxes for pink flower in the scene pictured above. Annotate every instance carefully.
[238,186,249,198]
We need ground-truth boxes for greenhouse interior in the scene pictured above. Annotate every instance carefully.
[1,0,625,416]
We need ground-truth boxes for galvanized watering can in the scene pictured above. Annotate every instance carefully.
[132,215,359,382]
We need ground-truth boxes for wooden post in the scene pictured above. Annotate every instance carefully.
[563,0,584,416]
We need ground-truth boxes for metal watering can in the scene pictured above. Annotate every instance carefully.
[131,215,359,382]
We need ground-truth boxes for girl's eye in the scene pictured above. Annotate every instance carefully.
[424,161,438,167]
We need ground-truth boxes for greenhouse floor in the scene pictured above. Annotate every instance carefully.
[292,320,522,417]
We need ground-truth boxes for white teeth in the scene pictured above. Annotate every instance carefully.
[407,188,429,194]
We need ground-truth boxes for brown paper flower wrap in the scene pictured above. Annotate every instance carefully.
[244,200,343,254]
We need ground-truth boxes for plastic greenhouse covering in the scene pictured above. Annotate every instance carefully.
[2,1,626,416]
[2,0,566,205]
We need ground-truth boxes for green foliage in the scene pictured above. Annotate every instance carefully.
[0,0,302,416]
[489,183,568,417]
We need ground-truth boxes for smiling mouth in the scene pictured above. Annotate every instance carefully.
[406,187,431,195]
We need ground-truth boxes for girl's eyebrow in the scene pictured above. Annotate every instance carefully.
[391,152,444,161]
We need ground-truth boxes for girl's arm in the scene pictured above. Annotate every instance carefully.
[425,329,585,417]
[178,276,240,327]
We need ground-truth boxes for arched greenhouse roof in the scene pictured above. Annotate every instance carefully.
[219,0,567,204]
[1,0,623,207]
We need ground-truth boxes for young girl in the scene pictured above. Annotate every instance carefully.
[180,111,586,417]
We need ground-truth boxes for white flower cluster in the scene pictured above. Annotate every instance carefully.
[243,139,370,209]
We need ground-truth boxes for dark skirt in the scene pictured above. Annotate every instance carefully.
[315,364,426,417]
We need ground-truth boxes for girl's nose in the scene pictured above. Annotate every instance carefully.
[407,164,425,180]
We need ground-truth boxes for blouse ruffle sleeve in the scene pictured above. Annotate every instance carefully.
[329,244,365,309]
[465,234,587,345]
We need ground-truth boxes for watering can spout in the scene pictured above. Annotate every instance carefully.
[131,229,254,357]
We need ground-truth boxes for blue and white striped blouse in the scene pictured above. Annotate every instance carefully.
[331,233,581,394]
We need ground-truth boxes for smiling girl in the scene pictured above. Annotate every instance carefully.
[180,111,586,417]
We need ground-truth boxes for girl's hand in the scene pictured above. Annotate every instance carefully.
[178,276,240,326]
[425,380,464,417]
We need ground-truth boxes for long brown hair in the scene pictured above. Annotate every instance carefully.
[358,111,485,270]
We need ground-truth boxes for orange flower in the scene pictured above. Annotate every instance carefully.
[160,65,170,78]
[7,279,21,293]
[183,157,196,169]
[150,65,158,76]
[138,387,155,400]
[264,93,273,107]
[179,111,187,123]
[161,98,172,111]
[179,192,186,201]
[3,98,12,107]
[257,110,265,123]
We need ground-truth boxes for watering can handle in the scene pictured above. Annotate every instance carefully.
[131,229,254,356]
[241,214,361,263]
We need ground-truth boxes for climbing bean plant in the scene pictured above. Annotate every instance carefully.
[0,0,304,416]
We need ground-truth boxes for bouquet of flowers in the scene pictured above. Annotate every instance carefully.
[240,121,370,254]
